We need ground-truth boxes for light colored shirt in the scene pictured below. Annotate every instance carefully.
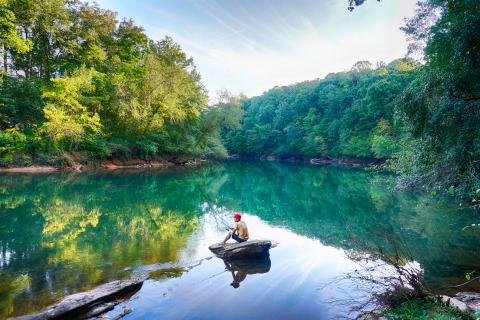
[234,221,249,240]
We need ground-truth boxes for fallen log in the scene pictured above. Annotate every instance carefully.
[209,240,272,259]
[16,278,144,320]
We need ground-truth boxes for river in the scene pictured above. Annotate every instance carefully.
[0,160,479,319]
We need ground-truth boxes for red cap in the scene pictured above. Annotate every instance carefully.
[233,213,242,220]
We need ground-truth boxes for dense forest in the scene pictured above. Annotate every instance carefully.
[223,0,480,200]
[222,59,418,159]
[0,0,240,166]
[0,0,479,199]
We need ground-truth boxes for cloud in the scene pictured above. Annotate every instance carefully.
[95,0,418,100]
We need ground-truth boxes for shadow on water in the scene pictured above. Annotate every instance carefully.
[222,255,271,289]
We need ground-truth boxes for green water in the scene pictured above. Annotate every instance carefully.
[0,160,479,319]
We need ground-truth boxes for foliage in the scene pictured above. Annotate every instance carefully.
[0,0,228,165]
[223,0,480,200]
[222,59,417,159]
[0,76,44,129]
[0,127,26,162]
[39,67,102,151]
[0,0,32,73]
[395,0,480,198]
[382,298,474,320]
[371,119,399,158]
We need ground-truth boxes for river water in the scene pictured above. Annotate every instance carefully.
[0,160,479,319]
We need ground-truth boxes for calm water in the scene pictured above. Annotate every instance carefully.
[0,160,479,319]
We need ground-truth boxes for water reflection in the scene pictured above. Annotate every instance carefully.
[0,161,479,318]
[223,256,271,289]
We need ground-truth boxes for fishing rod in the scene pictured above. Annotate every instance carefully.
[210,205,232,231]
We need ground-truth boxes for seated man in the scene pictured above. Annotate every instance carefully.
[222,213,249,244]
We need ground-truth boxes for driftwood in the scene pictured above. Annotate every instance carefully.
[209,240,272,259]
[16,278,144,320]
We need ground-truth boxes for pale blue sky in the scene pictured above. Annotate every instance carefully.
[94,0,417,99]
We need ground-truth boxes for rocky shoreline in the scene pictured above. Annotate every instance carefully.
[441,292,480,314]
[0,157,208,173]
[16,278,145,320]
[227,154,385,168]
[0,155,385,173]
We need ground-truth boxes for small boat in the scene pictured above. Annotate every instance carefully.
[209,240,272,259]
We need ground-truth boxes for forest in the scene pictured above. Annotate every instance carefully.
[0,0,240,166]
[223,0,480,200]
[1,0,479,199]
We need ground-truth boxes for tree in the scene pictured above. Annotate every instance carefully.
[222,60,416,159]
[397,0,480,196]
[39,67,102,151]
[0,76,43,129]
[0,0,32,73]
[114,37,207,136]
[196,91,244,157]
[7,0,72,78]
[371,119,398,158]
[63,2,117,73]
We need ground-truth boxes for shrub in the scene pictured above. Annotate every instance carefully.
[0,128,27,164]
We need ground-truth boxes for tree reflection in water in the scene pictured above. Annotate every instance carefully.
[0,161,479,318]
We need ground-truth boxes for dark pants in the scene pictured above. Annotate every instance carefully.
[232,233,246,243]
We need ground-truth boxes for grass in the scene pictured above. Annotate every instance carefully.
[382,298,475,320]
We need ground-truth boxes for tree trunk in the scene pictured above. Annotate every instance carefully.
[3,45,7,74]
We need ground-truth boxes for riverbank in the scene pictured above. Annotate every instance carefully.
[0,153,383,173]
[228,154,386,168]
[0,155,208,173]
[375,293,480,320]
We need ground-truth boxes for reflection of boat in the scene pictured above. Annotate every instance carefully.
[223,255,271,289]
[209,240,272,259]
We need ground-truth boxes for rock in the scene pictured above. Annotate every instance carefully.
[84,302,116,318]
[440,295,469,312]
[209,240,272,259]
[455,292,480,312]
[17,278,144,320]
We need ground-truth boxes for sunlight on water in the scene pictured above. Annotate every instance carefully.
[0,160,478,319]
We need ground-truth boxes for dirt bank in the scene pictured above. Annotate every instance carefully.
[0,157,208,173]
[0,166,59,173]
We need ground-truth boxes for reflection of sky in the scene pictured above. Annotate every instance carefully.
[109,214,384,319]
[94,0,417,99]
[0,250,12,268]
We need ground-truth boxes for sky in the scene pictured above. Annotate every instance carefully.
[94,0,418,100]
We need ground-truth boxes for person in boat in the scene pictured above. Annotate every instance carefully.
[222,213,249,244]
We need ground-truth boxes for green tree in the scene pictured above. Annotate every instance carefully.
[222,60,416,160]
[39,67,102,151]
[0,0,32,73]
[397,0,480,196]
[371,119,398,158]
[113,37,207,136]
